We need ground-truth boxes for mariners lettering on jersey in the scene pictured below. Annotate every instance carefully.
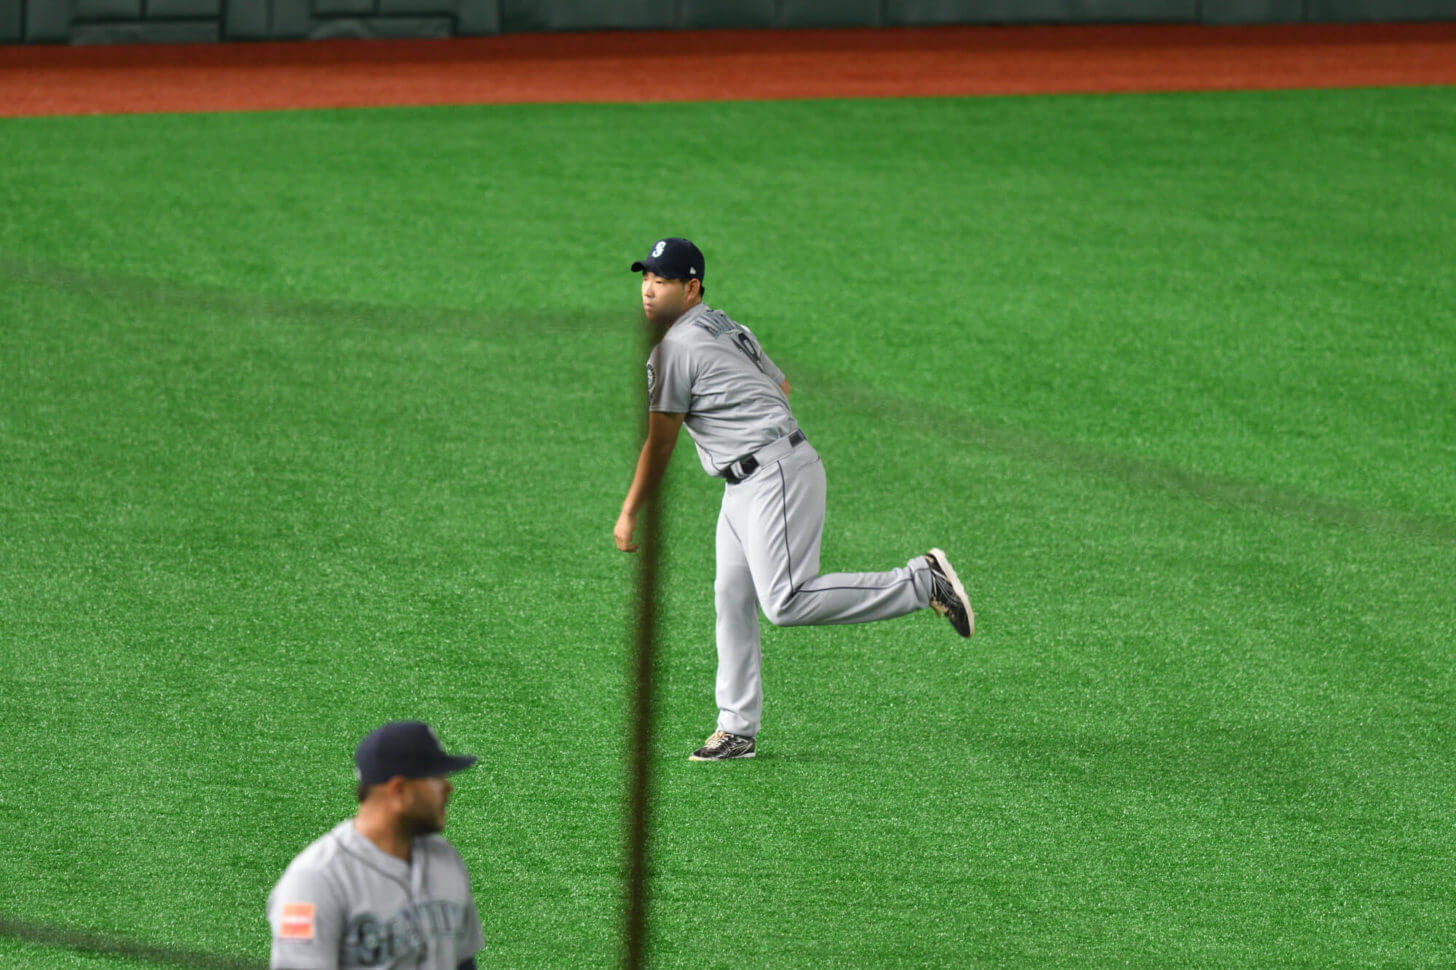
[344,900,466,967]
[691,309,738,339]
[646,303,793,477]
[268,820,486,970]
[691,310,765,372]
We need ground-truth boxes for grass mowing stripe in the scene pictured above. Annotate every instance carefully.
[6,253,1449,550]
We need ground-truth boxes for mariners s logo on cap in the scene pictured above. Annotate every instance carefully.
[631,237,706,283]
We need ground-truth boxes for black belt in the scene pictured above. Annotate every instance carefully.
[722,430,805,485]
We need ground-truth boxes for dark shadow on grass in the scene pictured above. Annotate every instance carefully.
[0,916,266,970]
[0,253,624,338]
[5,251,1452,548]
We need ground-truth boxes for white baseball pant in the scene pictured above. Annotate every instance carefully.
[713,437,933,738]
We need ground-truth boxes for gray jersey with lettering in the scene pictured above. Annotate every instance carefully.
[267,820,485,970]
[647,303,793,475]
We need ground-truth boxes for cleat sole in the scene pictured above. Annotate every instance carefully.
[928,547,975,637]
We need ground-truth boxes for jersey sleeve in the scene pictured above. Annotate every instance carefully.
[759,348,785,386]
[740,326,785,385]
[647,338,693,414]
[439,841,486,962]
[457,888,486,961]
[267,866,344,970]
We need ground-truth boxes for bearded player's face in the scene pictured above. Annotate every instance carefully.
[641,272,698,325]
[401,776,453,835]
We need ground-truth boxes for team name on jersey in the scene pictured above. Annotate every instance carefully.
[343,900,466,967]
[692,310,739,338]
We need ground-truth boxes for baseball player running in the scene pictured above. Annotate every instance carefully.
[266,721,485,969]
[614,238,975,761]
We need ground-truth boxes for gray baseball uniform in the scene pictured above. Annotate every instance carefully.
[649,303,934,738]
[267,820,485,970]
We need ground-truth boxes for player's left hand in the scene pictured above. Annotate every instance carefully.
[614,509,639,553]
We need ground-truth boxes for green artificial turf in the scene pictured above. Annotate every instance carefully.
[1,86,1453,968]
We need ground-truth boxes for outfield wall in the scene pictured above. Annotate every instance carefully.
[5,0,1455,44]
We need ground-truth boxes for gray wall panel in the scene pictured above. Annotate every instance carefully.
[678,0,774,28]
[501,0,671,31]
[269,0,310,36]
[5,0,1454,47]
[368,12,450,30]
[313,0,373,17]
[887,0,1199,22]
[74,0,138,19]
[0,0,22,38]
[884,0,996,24]
[377,0,455,16]
[1201,0,1305,22]
[1066,0,1199,20]
[71,17,216,37]
[306,13,449,34]
[455,0,500,32]
[146,0,220,16]
[24,0,70,36]
[777,0,882,27]
[1308,0,1456,16]
[222,0,269,36]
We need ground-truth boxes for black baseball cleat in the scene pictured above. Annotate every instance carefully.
[925,548,975,638]
[689,730,756,761]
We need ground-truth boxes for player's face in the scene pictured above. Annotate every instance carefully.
[641,272,696,324]
[401,775,453,835]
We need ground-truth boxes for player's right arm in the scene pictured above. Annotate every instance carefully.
[615,411,685,552]
[267,867,344,970]
[780,380,791,396]
[617,338,693,553]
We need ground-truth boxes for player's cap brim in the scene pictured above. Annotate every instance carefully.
[401,754,477,779]
[438,754,478,775]
[633,256,701,277]
[359,753,478,785]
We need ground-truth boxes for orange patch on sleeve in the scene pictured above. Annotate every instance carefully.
[279,902,316,941]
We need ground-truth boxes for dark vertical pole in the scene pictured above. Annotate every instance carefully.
[623,321,664,970]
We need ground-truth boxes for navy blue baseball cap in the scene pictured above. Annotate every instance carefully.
[631,237,704,283]
[354,721,477,786]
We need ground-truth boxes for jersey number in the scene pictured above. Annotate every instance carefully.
[732,332,765,372]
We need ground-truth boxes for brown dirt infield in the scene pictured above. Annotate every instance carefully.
[1,22,1454,118]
